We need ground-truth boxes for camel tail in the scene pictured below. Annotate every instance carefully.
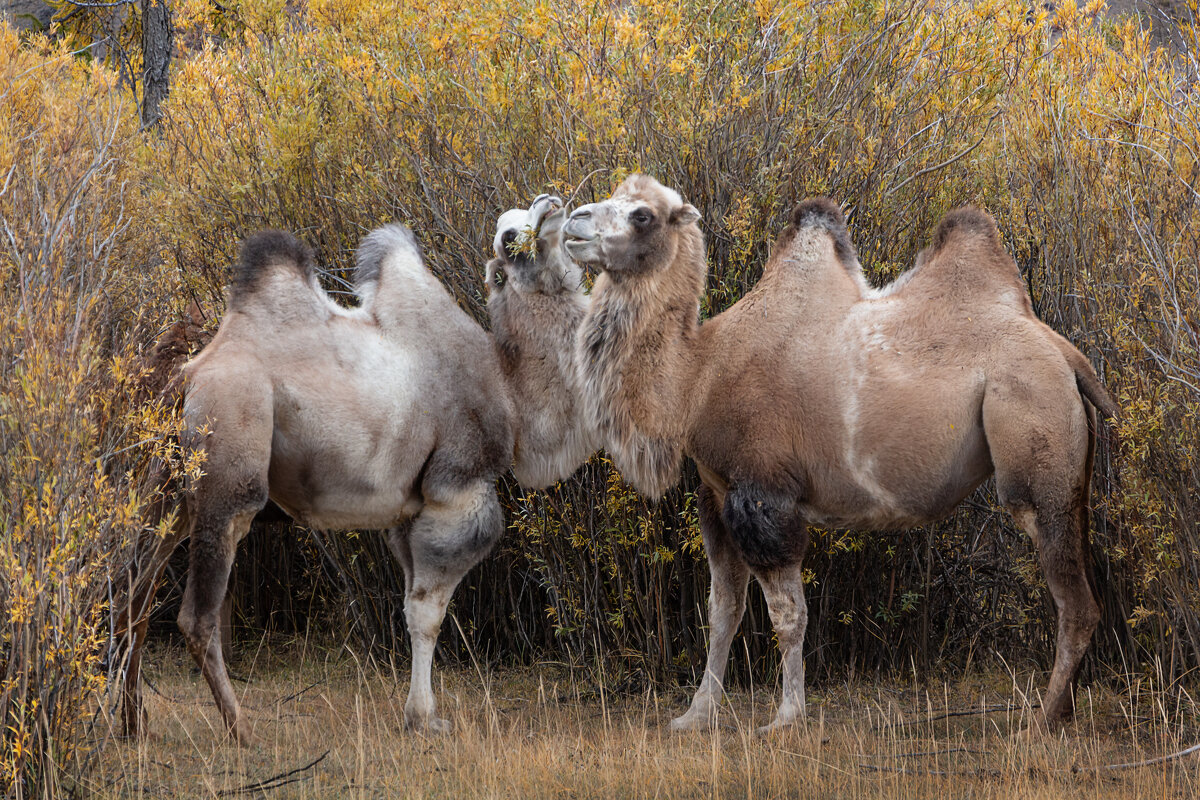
[355,223,425,307]
[230,230,316,308]
[1057,338,1119,418]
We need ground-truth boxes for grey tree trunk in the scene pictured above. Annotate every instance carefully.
[140,0,173,129]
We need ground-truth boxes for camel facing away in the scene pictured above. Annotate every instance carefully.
[120,196,596,742]
[563,175,1118,734]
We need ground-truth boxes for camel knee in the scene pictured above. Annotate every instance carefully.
[404,584,452,639]
[177,603,219,655]
[721,482,809,569]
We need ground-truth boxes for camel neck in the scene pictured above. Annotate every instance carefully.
[578,236,707,499]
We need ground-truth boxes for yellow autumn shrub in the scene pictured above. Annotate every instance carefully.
[0,28,187,798]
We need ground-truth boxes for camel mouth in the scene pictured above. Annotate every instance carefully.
[563,234,600,264]
[531,196,565,240]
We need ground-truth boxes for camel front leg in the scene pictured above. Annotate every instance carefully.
[753,564,809,735]
[671,485,750,732]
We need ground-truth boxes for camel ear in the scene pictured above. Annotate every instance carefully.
[670,204,700,226]
[485,258,506,291]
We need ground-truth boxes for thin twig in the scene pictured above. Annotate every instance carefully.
[1075,741,1200,772]
[858,763,1002,777]
[274,679,326,707]
[885,108,1002,197]
[855,746,985,759]
[216,750,330,796]
[563,168,610,209]
[873,703,1031,731]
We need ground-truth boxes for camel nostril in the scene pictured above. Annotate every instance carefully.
[570,208,592,220]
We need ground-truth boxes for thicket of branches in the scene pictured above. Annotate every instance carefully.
[2,0,1198,794]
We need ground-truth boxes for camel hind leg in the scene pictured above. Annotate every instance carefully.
[984,381,1101,728]
[119,507,189,737]
[394,478,502,733]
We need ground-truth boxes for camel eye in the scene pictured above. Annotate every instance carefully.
[630,208,654,227]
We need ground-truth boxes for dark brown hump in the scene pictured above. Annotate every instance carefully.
[790,197,856,266]
[930,206,999,255]
[230,230,316,306]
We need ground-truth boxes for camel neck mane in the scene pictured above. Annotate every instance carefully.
[578,225,706,499]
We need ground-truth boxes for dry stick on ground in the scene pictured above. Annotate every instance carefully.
[872,704,1034,731]
[274,679,327,707]
[215,750,330,797]
[858,741,1200,776]
[855,747,986,759]
[1073,741,1200,773]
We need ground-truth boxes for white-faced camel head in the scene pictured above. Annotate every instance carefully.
[486,194,583,297]
[563,174,701,284]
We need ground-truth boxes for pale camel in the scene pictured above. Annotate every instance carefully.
[562,175,1117,734]
[119,196,595,741]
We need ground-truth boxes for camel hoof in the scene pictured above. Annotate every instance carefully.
[406,716,451,736]
[668,711,719,733]
[756,716,803,737]
[229,720,255,746]
[1015,714,1059,743]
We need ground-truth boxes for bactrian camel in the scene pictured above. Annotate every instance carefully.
[120,196,595,741]
[562,175,1117,734]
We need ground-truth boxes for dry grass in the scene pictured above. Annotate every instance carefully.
[84,641,1200,799]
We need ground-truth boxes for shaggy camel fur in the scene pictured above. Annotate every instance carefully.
[486,195,595,486]
[120,197,594,741]
[563,175,1117,734]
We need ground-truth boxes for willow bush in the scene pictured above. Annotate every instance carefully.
[0,28,192,798]
[3,0,1199,792]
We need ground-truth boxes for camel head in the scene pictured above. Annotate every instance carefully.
[562,174,701,280]
[486,194,583,296]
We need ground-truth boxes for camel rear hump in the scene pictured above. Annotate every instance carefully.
[229,230,318,310]
[910,206,1030,307]
[354,223,424,306]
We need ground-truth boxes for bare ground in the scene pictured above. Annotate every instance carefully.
[83,643,1200,799]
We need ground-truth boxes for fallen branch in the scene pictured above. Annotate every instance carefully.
[1075,741,1200,773]
[274,679,326,707]
[855,747,985,759]
[858,763,1002,777]
[873,704,1032,731]
[217,750,330,796]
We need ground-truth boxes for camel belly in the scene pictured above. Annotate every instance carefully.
[266,403,435,530]
[835,407,992,528]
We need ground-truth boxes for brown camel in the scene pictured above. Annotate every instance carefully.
[562,175,1117,734]
[119,196,595,741]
